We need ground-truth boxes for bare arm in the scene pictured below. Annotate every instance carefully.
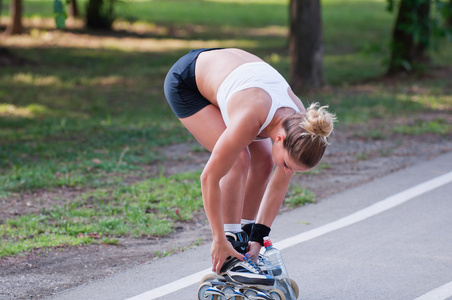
[201,106,262,273]
[201,132,246,272]
[255,166,293,227]
[247,166,292,261]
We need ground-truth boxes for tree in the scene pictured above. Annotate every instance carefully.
[387,0,452,75]
[289,0,324,93]
[68,0,79,18]
[448,0,452,27]
[1,0,22,65]
[4,0,23,35]
[387,0,431,74]
[86,0,116,30]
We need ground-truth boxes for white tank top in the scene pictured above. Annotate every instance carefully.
[216,62,300,135]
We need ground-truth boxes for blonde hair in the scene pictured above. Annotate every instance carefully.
[283,103,336,168]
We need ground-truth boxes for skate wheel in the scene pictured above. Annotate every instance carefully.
[244,289,258,298]
[290,278,299,299]
[197,282,217,300]
[222,286,244,300]
[201,273,217,284]
[269,289,286,300]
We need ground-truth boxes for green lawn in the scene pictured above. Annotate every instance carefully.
[1,0,451,256]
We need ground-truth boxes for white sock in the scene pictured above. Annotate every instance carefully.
[241,219,255,226]
[224,223,242,233]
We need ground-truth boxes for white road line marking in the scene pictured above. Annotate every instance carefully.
[126,171,452,300]
[126,269,211,300]
[274,171,452,251]
[413,281,452,300]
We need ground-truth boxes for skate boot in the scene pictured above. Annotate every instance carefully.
[221,231,274,287]
[220,256,274,287]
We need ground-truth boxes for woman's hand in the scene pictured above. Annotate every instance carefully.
[246,241,262,262]
[211,239,244,274]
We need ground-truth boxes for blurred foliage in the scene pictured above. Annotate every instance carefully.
[386,0,452,73]
[53,0,66,29]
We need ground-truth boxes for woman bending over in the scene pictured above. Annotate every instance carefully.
[164,48,336,285]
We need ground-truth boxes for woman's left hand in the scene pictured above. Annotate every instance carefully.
[246,241,262,262]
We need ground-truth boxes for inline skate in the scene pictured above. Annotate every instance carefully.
[197,231,298,299]
[197,256,299,300]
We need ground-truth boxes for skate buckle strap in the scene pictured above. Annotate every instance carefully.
[229,239,248,252]
[226,231,249,254]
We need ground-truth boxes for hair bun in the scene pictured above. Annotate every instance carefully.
[299,103,336,145]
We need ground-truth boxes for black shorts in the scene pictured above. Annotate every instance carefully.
[164,48,222,118]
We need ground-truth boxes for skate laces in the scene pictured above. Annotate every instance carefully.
[244,258,262,274]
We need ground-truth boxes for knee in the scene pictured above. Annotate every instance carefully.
[262,153,274,176]
[234,148,251,171]
[253,150,274,176]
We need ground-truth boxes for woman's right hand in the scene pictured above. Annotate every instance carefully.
[211,238,244,274]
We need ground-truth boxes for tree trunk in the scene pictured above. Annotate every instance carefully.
[68,0,79,18]
[289,0,324,93]
[387,0,431,75]
[449,0,452,28]
[4,0,23,35]
[86,0,115,30]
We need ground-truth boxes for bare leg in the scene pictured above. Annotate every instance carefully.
[179,104,249,226]
[242,139,274,221]
[220,148,250,224]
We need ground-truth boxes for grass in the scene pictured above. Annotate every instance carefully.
[0,48,188,192]
[153,238,203,259]
[394,119,452,136]
[285,185,316,208]
[2,0,288,27]
[0,171,202,256]
[1,0,451,256]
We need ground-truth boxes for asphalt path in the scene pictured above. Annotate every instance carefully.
[47,151,452,300]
